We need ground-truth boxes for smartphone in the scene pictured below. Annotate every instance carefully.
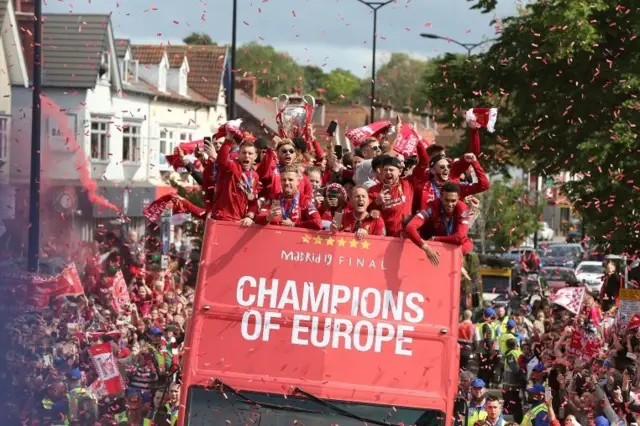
[326,120,338,136]
[334,145,344,160]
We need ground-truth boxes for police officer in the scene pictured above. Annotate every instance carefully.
[476,308,500,386]
[467,378,488,426]
[521,384,549,426]
[40,380,69,426]
[498,320,520,355]
[502,338,524,423]
[66,368,97,425]
[495,306,510,334]
[165,383,181,425]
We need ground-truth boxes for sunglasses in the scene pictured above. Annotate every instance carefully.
[371,145,381,151]
[279,149,295,154]
[438,164,450,170]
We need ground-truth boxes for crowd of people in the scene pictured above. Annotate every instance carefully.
[0,112,633,426]
[457,257,637,426]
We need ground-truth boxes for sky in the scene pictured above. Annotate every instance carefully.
[44,0,522,76]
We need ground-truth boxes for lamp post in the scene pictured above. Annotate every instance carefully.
[357,0,393,124]
[227,0,238,120]
[420,33,498,57]
[27,0,43,272]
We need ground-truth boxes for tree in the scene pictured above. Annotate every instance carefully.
[472,180,542,252]
[302,65,327,95]
[323,68,364,104]
[235,42,305,97]
[374,53,434,110]
[423,0,640,255]
[183,32,215,45]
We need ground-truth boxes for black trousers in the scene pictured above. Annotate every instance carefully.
[502,388,523,423]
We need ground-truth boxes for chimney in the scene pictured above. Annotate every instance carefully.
[236,77,257,102]
[15,0,37,81]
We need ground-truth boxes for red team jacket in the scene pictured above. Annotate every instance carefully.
[405,199,473,254]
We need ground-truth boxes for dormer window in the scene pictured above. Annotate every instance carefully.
[124,59,139,83]
[99,52,110,80]
[179,68,188,96]
[158,59,168,92]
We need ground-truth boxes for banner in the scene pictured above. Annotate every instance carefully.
[181,222,462,418]
[550,287,585,314]
[344,121,392,147]
[392,123,422,156]
[110,271,131,313]
[54,263,84,298]
[88,343,125,396]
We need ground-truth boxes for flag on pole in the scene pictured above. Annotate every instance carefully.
[550,287,585,315]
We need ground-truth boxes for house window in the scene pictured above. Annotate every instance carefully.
[122,122,141,162]
[123,60,139,83]
[90,120,109,160]
[0,117,8,160]
[179,69,188,96]
[159,130,174,164]
[159,63,168,92]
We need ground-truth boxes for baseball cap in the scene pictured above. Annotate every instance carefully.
[506,319,516,329]
[471,378,486,388]
[595,417,610,426]
[149,327,163,336]
[527,383,546,394]
[533,363,545,372]
[484,308,496,318]
[67,368,82,380]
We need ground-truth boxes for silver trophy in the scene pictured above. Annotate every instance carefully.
[276,94,316,138]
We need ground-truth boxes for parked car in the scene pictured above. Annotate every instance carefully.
[540,243,585,268]
[540,266,578,292]
[575,261,605,293]
[566,230,583,243]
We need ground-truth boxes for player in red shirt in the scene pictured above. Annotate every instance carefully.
[332,186,386,239]
[367,156,414,237]
[405,182,473,265]
[210,139,260,225]
[256,138,314,200]
[257,166,322,230]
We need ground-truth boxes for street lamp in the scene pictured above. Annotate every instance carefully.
[27,0,43,272]
[357,0,393,124]
[420,33,499,57]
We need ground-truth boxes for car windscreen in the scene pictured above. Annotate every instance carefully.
[541,269,576,282]
[186,386,445,426]
[577,264,603,274]
[482,276,510,294]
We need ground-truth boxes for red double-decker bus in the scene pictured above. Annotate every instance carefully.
[179,221,462,426]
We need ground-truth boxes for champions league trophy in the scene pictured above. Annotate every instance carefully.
[275,93,316,139]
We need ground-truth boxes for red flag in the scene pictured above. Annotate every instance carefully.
[143,194,206,224]
[109,270,131,313]
[88,343,125,396]
[54,264,84,298]
[550,287,585,314]
[392,123,423,156]
[26,276,58,308]
[345,121,392,147]
[165,140,205,169]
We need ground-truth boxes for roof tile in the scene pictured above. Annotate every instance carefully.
[130,45,165,64]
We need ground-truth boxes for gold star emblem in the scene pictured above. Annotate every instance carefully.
[314,236,324,245]
[325,237,335,246]
[361,240,371,250]
[349,239,359,248]
[302,235,311,244]
[337,238,347,247]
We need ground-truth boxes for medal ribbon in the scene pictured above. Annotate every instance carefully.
[281,192,300,220]
[431,178,441,199]
[242,170,253,197]
[441,206,455,236]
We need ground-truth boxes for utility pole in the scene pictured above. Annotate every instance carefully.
[227,0,238,120]
[27,0,43,272]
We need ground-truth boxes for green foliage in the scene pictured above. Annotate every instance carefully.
[183,32,215,45]
[323,68,363,104]
[474,180,542,252]
[374,53,434,110]
[424,0,640,255]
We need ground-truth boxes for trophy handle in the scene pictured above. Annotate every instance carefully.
[276,94,290,113]
[303,94,316,108]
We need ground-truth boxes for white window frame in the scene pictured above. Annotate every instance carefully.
[0,116,9,160]
[123,59,139,84]
[159,128,194,166]
[90,118,110,161]
[179,68,188,96]
[122,121,142,163]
